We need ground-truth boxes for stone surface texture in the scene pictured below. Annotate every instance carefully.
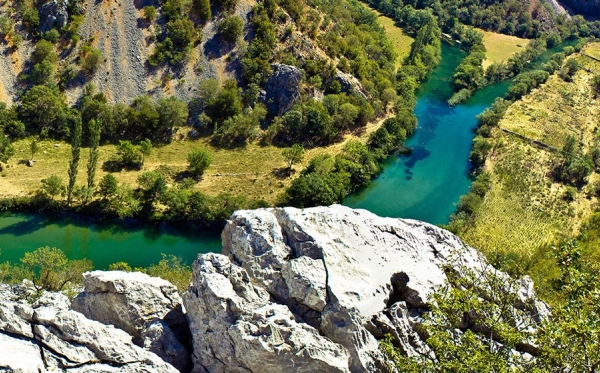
[263,63,302,116]
[72,270,191,371]
[39,0,70,32]
[0,205,549,373]
[183,205,549,373]
[0,284,178,373]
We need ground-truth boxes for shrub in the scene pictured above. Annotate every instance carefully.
[81,47,103,75]
[187,148,212,176]
[217,16,244,44]
[142,6,158,21]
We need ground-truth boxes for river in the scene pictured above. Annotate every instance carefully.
[344,38,575,224]
[0,35,572,267]
[344,43,510,224]
[0,213,221,269]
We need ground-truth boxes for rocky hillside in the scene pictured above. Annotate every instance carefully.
[0,206,548,372]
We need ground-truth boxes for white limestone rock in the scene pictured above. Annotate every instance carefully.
[72,270,191,370]
[0,286,178,373]
[188,205,549,373]
[72,270,185,339]
[142,319,191,372]
[282,256,327,311]
[183,253,352,373]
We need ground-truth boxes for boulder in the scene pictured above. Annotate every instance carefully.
[183,253,352,373]
[0,284,178,373]
[263,64,302,116]
[72,270,191,371]
[335,70,367,99]
[183,205,549,373]
[39,0,69,33]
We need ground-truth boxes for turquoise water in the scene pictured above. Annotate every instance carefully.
[0,213,221,268]
[0,39,575,266]
[345,43,510,225]
[344,39,577,225]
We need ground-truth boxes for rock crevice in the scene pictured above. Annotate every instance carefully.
[184,205,549,373]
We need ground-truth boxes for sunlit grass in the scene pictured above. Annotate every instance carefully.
[479,29,527,69]
[374,12,414,69]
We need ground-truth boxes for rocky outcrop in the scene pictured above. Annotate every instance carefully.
[335,70,367,99]
[263,64,302,116]
[39,0,70,32]
[0,284,178,373]
[183,205,549,373]
[183,253,352,373]
[72,271,191,372]
[0,205,549,373]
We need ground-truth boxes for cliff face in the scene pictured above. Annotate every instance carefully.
[0,206,548,372]
[183,205,549,373]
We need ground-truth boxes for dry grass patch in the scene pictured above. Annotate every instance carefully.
[374,12,413,69]
[0,116,390,203]
[480,30,527,70]
[584,41,600,60]
[462,135,571,256]
[499,62,600,150]
[462,63,600,258]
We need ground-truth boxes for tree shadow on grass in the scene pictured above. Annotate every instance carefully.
[272,167,294,179]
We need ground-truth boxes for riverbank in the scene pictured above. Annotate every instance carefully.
[461,44,600,260]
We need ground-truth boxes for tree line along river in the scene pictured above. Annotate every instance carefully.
[0,34,575,268]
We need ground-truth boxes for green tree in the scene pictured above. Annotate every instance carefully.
[97,174,118,201]
[116,140,143,169]
[194,0,211,22]
[217,16,244,44]
[286,172,338,208]
[137,171,167,212]
[206,80,242,122]
[0,132,14,170]
[86,119,101,202]
[282,144,305,170]
[80,47,103,75]
[140,254,192,293]
[111,184,141,218]
[138,138,152,164]
[157,97,189,130]
[29,139,38,161]
[41,174,64,200]
[536,241,600,372]
[187,148,212,177]
[31,40,57,65]
[0,103,25,138]
[18,85,70,139]
[20,246,93,292]
[142,5,158,21]
[67,116,82,206]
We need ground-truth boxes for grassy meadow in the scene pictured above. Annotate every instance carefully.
[461,45,600,261]
[373,12,414,69]
[480,29,527,69]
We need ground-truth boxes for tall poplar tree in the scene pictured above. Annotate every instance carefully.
[67,116,82,206]
[85,119,101,203]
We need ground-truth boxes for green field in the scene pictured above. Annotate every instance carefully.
[375,12,414,69]
[462,50,600,260]
[480,29,527,69]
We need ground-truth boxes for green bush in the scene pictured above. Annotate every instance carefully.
[217,16,244,44]
[187,148,212,176]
